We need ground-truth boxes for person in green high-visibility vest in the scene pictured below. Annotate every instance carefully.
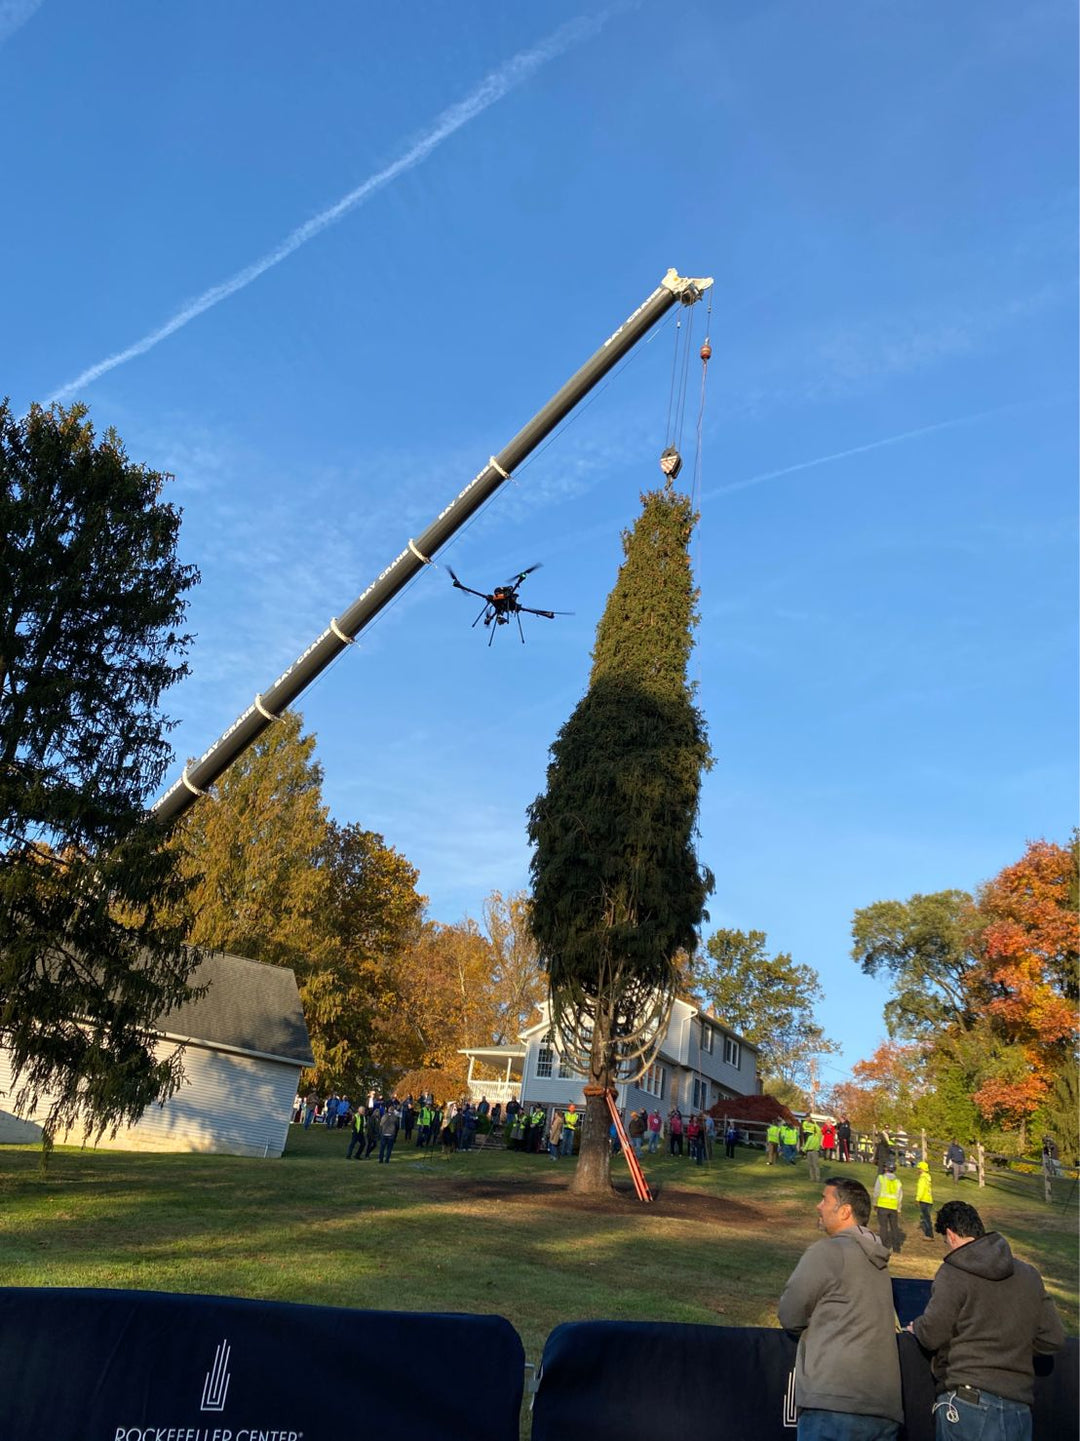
[780,1121,800,1165]
[561,1103,579,1156]
[915,1160,934,1240]
[872,1163,903,1253]
[766,1120,781,1166]
[802,1119,823,1182]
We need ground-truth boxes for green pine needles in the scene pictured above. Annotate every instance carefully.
[527,484,713,1085]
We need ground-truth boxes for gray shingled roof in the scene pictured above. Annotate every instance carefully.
[157,950,314,1066]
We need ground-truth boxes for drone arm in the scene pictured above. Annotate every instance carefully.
[453,581,491,601]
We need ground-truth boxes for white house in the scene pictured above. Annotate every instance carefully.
[0,950,314,1158]
[462,996,759,1116]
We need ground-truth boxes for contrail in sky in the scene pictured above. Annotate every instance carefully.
[48,12,608,402]
[703,405,1017,498]
[0,0,44,46]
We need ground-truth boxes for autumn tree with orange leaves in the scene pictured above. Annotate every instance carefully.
[973,839,1078,1125]
[851,835,1078,1152]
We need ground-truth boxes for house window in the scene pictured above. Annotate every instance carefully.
[642,1064,666,1099]
[692,1077,710,1111]
[700,1023,714,1053]
[723,1036,740,1069]
[558,1056,574,1079]
[536,1046,553,1079]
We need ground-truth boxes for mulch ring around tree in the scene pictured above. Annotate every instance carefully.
[417,1168,766,1223]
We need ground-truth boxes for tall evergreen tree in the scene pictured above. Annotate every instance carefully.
[527,484,712,1194]
[174,708,330,973]
[0,401,201,1151]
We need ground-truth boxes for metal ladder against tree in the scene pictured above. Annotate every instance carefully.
[604,1090,653,1202]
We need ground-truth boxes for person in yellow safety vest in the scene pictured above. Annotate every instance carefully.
[562,1103,579,1157]
[415,1104,433,1148]
[780,1122,799,1165]
[802,1119,822,1182]
[915,1159,934,1239]
[766,1121,781,1166]
[530,1105,546,1153]
[872,1163,903,1253]
[346,1107,366,1160]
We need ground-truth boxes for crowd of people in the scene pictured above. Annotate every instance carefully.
[296,1092,760,1167]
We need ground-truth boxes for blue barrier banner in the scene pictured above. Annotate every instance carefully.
[533,1322,801,1441]
[891,1277,932,1327]
[533,1317,1077,1441]
[0,1288,524,1441]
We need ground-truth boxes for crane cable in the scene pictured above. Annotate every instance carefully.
[691,290,712,692]
[691,288,713,514]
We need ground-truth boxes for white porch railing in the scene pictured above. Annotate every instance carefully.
[466,1079,520,1105]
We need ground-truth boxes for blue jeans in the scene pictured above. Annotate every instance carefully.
[798,1411,899,1440]
[378,1136,395,1163]
[933,1390,1031,1440]
[561,1129,575,1156]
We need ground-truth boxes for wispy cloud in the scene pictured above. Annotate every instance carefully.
[0,0,43,45]
[46,11,609,402]
[705,403,1024,498]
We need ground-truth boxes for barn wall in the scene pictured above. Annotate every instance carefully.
[0,1041,302,1158]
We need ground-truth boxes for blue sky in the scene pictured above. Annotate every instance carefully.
[4,0,1076,1086]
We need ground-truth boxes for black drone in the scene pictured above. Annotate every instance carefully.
[447,563,571,645]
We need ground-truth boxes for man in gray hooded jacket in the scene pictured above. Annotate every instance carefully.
[778,1176,903,1440]
[908,1199,1063,1440]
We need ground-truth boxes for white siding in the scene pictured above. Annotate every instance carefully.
[517,1001,760,1117]
[0,1040,302,1158]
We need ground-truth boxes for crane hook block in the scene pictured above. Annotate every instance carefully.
[659,446,683,480]
[700,341,712,362]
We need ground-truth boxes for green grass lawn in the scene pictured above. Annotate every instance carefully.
[1,1128,1076,1375]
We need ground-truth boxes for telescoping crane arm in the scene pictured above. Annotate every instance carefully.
[152,267,713,826]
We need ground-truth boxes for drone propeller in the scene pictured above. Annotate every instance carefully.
[447,567,491,603]
[505,562,542,585]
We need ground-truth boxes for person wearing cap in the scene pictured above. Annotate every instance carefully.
[916,1160,934,1239]
[906,1199,1063,1440]
[872,1163,903,1253]
[628,1108,646,1153]
[561,1102,578,1156]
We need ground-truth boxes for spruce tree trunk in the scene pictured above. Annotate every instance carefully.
[570,1088,613,1195]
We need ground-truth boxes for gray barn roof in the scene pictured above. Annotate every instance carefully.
[158,950,314,1067]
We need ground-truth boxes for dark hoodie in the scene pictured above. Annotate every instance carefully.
[911,1231,1064,1404]
[778,1225,903,1421]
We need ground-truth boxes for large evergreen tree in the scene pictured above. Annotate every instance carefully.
[174,708,330,972]
[175,716,435,1095]
[527,484,712,1194]
[0,401,201,1150]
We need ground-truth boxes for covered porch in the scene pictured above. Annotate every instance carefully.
[459,1043,525,1106]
